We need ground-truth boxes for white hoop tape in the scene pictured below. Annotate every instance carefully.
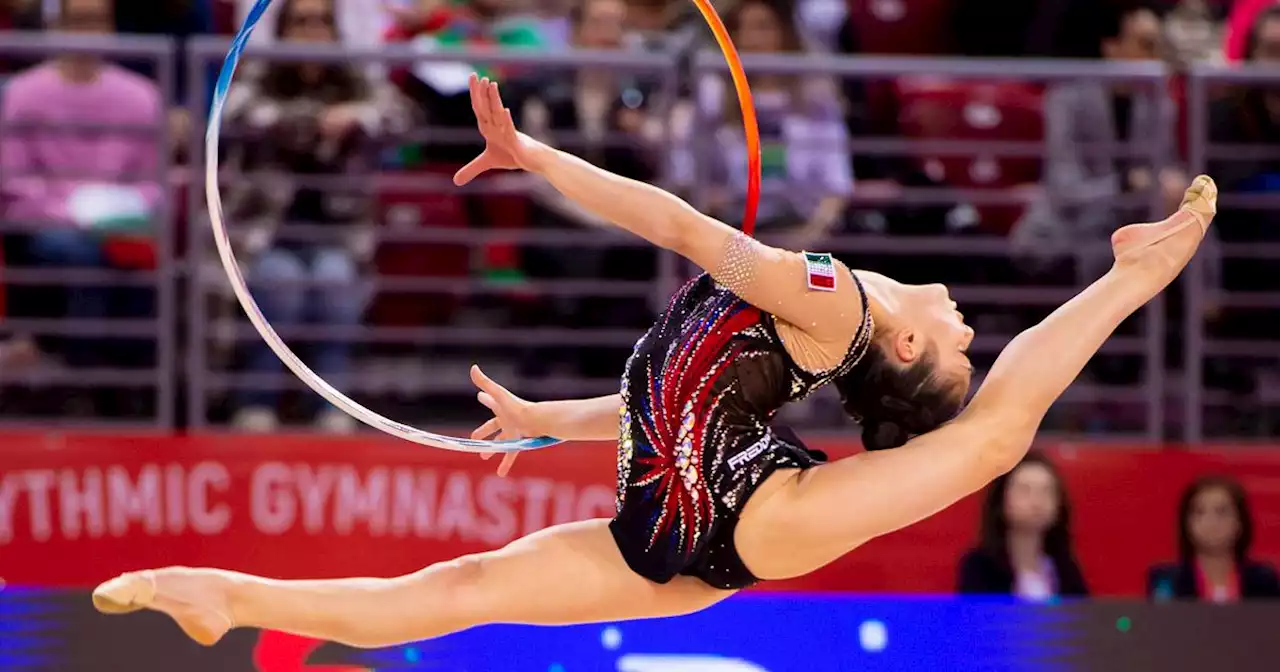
[206,0,563,453]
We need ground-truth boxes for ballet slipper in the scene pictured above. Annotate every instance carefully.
[93,569,235,646]
[1110,174,1217,271]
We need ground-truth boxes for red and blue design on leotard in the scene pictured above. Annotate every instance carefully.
[608,272,872,589]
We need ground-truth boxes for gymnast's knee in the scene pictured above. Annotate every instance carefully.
[406,555,493,629]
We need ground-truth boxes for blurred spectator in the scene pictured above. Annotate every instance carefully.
[0,0,163,377]
[238,0,390,50]
[794,0,847,51]
[219,0,411,433]
[513,0,661,378]
[527,0,578,48]
[957,452,1089,601]
[40,0,215,97]
[1015,2,1183,283]
[1163,0,1225,67]
[614,0,686,51]
[239,0,396,88]
[674,0,851,244]
[520,0,661,222]
[385,0,548,164]
[1148,476,1280,602]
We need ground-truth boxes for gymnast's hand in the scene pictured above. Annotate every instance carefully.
[470,364,533,477]
[454,74,538,187]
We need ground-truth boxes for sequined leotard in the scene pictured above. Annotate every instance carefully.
[608,271,873,590]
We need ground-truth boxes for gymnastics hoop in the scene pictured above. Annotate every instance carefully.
[208,0,761,453]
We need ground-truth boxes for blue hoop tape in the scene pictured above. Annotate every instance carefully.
[206,0,563,453]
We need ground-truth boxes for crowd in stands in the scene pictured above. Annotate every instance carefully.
[0,0,1277,436]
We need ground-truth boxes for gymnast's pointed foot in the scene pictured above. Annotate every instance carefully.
[93,568,236,646]
[1111,174,1217,279]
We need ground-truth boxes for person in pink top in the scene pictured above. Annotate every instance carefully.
[0,0,164,378]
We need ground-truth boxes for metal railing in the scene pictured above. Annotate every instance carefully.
[1,34,1276,440]
[1184,63,1280,442]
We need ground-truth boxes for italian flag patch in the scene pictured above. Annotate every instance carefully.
[804,252,837,291]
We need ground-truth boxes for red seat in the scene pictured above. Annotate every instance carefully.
[897,79,1045,234]
[846,0,955,55]
[102,235,157,270]
[370,165,471,329]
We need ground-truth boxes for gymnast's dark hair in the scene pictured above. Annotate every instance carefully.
[834,341,964,451]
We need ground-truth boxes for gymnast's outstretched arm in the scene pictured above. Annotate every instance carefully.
[454,75,864,358]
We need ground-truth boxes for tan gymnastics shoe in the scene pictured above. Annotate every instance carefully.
[1111,174,1217,271]
[93,569,234,647]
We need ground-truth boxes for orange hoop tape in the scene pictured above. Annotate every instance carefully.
[690,0,760,238]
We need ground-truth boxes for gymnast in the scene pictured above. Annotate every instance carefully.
[93,74,1217,647]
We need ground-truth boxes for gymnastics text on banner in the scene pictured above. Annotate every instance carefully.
[2,434,1280,595]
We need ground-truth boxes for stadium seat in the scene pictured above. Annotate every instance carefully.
[370,164,472,329]
[896,79,1045,234]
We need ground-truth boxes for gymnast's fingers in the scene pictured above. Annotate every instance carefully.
[496,453,519,478]
[454,155,485,186]
[502,108,519,144]
[469,74,491,126]
[486,80,507,127]
[470,364,508,399]
[476,390,500,414]
[472,417,500,441]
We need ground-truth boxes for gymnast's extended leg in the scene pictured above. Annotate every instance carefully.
[92,519,731,648]
[735,177,1217,580]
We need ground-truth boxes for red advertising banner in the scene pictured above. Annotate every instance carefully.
[2,433,1279,596]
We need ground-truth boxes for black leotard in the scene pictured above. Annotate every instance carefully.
[608,271,873,589]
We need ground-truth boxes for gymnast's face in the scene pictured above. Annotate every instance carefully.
[887,281,975,394]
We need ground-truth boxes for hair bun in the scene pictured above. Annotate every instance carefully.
[863,420,910,451]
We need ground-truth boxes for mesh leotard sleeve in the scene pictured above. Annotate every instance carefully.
[711,231,867,373]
